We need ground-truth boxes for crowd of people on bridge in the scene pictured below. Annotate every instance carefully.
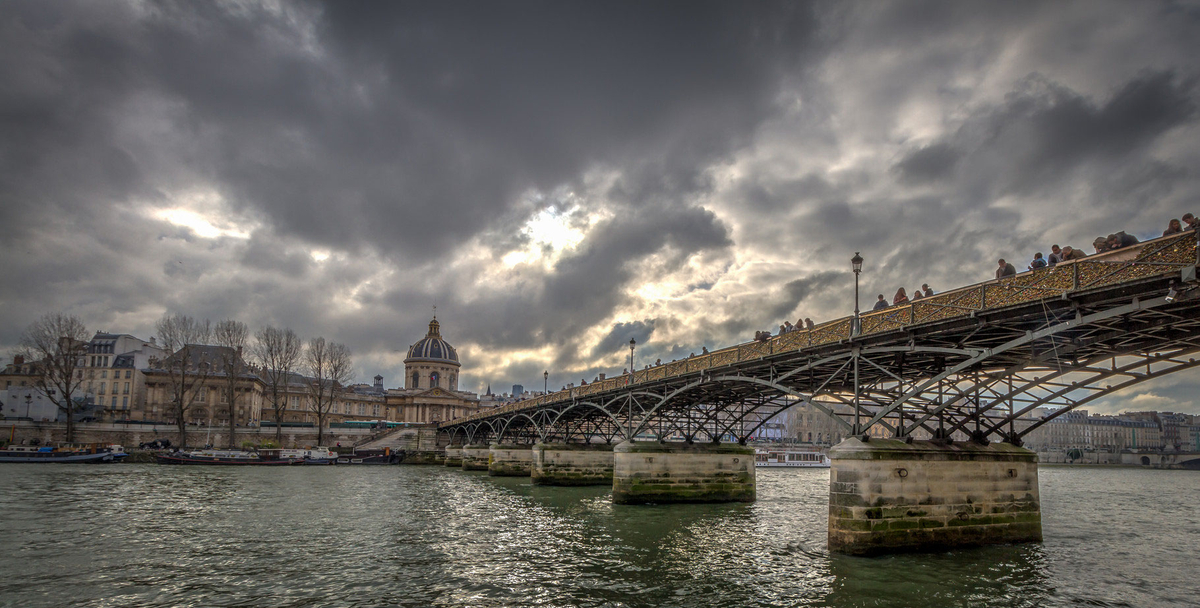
[731,215,1197,355]
[871,284,934,311]
[1009,214,1197,277]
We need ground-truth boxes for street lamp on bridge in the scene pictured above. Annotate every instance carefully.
[851,251,863,435]
[851,251,863,337]
[544,370,549,395]
[629,338,636,373]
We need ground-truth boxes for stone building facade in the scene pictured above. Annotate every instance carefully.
[386,317,480,423]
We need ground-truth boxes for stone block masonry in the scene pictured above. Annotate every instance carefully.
[532,443,614,486]
[611,441,755,504]
[444,445,463,467]
[461,444,491,471]
[828,438,1042,556]
[489,443,534,476]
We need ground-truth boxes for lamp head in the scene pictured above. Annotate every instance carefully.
[851,252,863,274]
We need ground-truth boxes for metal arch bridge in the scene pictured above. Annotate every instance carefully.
[439,232,1200,447]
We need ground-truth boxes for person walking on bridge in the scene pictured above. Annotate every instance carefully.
[872,295,888,311]
[892,288,909,306]
[996,259,1016,279]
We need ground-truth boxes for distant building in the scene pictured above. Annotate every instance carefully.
[1023,409,1164,452]
[384,317,481,423]
[82,332,168,421]
[512,384,524,398]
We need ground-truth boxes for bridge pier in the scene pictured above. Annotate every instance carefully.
[828,438,1042,556]
[532,443,614,486]
[461,444,491,471]
[489,443,535,476]
[444,445,463,467]
[612,441,755,504]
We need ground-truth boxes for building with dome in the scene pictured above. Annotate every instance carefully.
[385,316,481,423]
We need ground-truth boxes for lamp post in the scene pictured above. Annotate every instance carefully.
[544,370,549,395]
[851,251,863,337]
[851,252,863,435]
[629,338,636,374]
[24,394,32,419]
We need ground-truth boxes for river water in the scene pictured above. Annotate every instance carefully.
[0,464,1196,608]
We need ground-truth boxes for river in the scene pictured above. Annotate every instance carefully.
[0,464,1196,607]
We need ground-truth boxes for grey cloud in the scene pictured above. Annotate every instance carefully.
[5,1,1200,412]
[892,143,959,184]
[591,320,656,360]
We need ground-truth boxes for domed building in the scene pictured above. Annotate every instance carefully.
[404,317,460,390]
[385,316,480,423]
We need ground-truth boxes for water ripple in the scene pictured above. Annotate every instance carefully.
[0,465,1196,607]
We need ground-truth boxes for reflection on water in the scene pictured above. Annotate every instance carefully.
[0,465,1196,607]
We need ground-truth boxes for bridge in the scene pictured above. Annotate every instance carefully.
[437,230,1200,555]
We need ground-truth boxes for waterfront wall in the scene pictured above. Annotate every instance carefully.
[611,441,756,504]
[532,442,614,486]
[2,421,373,449]
[828,439,1042,556]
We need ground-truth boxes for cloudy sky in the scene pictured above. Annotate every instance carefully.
[2,1,1199,413]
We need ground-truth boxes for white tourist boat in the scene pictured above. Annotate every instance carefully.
[754,447,830,468]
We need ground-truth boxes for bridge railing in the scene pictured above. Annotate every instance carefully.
[448,231,1198,427]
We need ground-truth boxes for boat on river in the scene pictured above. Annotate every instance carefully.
[0,443,127,463]
[335,447,404,465]
[153,448,302,465]
[754,447,830,468]
[279,447,338,465]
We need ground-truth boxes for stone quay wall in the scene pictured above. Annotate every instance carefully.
[532,443,614,486]
[828,438,1042,556]
[461,444,491,470]
[489,443,534,476]
[612,441,756,504]
[2,421,372,449]
[444,446,463,467]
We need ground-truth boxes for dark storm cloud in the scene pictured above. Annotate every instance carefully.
[4,1,1200,409]
[591,321,656,360]
[892,143,959,184]
[948,71,1197,200]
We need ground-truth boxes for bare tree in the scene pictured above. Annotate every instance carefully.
[251,326,302,443]
[213,319,249,448]
[19,313,90,442]
[306,337,354,447]
[156,314,212,448]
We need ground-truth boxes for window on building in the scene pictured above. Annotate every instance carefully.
[111,396,117,408]
[101,370,107,379]
[125,370,131,379]
[123,382,130,394]
[373,405,379,416]
[99,382,106,394]
[122,396,128,408]
[344,403,351,414]
[358,404,366,416]
[411,372,419,388]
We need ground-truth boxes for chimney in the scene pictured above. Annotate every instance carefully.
[149,337,156,346]
[13,355,24,366]
[374,375,383,391]
[598,373,606,381]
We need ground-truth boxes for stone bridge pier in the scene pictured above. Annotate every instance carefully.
[611,441,756,504]
[827,439,1042,555]
[532,443,614,485]
[461,444,491,470]
[489,443,535,476]
[444,445,463,467]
